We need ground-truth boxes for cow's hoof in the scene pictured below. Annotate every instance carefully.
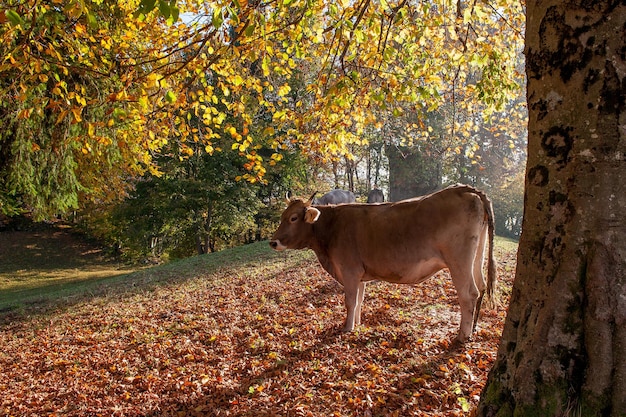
[340,324,355,333]
[449,336,470,350]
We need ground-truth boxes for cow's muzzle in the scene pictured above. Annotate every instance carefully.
[269,240,285,251]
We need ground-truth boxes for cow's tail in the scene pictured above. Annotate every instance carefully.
[476,187,497,303]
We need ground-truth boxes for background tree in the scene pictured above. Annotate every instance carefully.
[478,1,625,415]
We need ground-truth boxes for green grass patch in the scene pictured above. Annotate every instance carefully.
[0,241,314,314]
[494,236,519,255]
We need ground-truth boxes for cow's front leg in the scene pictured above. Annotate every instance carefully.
[342,282,361,332]
[354,282,367,326]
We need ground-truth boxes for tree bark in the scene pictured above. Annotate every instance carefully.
[477,1,626,416]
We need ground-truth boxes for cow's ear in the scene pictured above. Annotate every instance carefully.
[304,207,320,223]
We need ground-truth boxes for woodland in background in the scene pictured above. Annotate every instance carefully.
[1,0,526,261]
[77,127,525,262]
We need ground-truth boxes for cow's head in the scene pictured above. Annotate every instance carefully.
[269,193,320,251]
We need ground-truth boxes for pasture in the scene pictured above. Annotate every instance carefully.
[0,227,517,416]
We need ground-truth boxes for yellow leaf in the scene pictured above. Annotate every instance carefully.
[56,110,68,125]
[18,108,33,119]
[71,107,82,123]
[232,75,244,86]
[277,84,291,97]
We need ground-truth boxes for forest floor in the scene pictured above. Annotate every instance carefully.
[0,227,517,416]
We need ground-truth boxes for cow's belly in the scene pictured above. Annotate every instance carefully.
[363,257,446,285]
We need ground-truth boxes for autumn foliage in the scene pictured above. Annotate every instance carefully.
[1,0,524,219]
[0,241,517,416]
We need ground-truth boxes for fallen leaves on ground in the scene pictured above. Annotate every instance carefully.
[0,244,516,416]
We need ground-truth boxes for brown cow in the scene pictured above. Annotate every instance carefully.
[269,184,496,342]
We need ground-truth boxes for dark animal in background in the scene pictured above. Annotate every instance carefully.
[366,188,384,203]
[270,184,496,343]
[313,189,356,205]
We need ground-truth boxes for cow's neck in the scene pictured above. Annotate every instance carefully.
[308,212,339,279]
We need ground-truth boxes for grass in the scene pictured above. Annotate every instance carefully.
[0,224,130,311]
[0,233,314,315]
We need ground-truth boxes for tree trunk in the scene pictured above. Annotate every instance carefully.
[477,2,626,416]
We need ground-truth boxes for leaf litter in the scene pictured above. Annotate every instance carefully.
[0,243,516,416]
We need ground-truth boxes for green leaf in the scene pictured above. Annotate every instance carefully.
[165,91,177,103]
[158,0,170,18]
[5,10,25,26]
[112,108,127,119]
[134,0,156,18]
[227,6,239,24]
[212,7,223,29]
[170,5,179,22]
[87,13,98,29]
[244,22,255,37]
[140,0,156,12]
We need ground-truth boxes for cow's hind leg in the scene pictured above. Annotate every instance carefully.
[448,262,480,343]
[472,292,485,333]
[342,282,359,332]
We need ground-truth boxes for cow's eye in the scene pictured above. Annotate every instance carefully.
[289,214,299,223]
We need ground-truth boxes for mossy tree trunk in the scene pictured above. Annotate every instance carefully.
[477,1,626,416]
